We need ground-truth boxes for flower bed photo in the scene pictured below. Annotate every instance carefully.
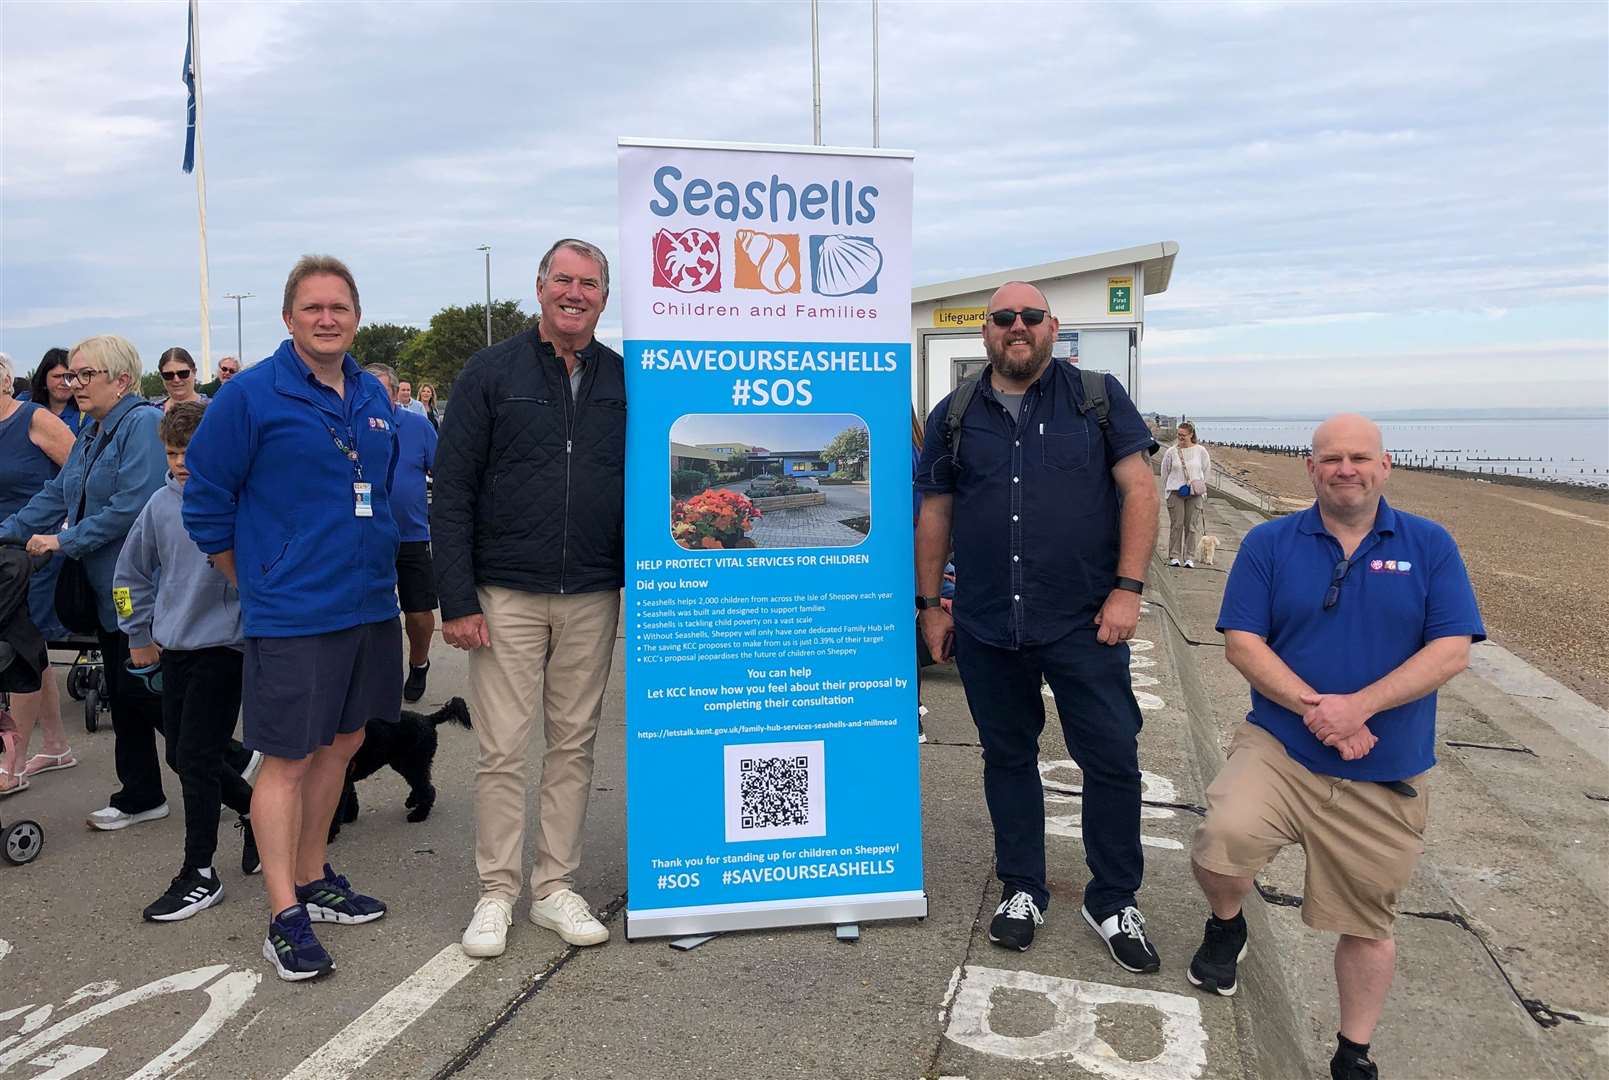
[672,488,763,549]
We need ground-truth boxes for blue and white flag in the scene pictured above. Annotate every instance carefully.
[182,2,197,174]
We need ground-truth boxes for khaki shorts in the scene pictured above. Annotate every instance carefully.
[1191,722,1428,939]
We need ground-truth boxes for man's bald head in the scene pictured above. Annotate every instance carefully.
[986,280,1050,312]
[1312,413,1383,457]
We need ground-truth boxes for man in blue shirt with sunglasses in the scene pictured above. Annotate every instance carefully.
[1191,413,1483,1080]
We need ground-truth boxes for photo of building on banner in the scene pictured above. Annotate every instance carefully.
[619,139,924,939]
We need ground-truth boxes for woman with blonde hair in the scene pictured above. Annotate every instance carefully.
[1160,421,1211,568]
[417,382,441,430]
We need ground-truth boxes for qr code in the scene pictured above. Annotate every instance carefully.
[739,756,810,830]
[723,740,826,842]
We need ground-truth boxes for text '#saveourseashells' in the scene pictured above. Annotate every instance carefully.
[810,234,883,297]
[735,229,800,294]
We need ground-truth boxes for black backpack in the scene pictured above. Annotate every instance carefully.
[943,366,1110,469]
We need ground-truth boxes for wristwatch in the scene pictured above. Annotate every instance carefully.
[1114,577,1145,595]
[916,595,944,610]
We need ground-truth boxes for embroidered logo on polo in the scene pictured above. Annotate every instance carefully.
[368,417,391,431]
[1368,559,1412,574]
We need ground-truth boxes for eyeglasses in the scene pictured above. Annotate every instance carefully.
[62,368,108,387]
[988,307,1048,328]
[161,369,194,382]
[1323,557,1353,610]
[218,366,238,374]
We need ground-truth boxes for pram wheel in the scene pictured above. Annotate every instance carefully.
[67,663,87,701]
[3,819,44,865]
[84,687,101,733]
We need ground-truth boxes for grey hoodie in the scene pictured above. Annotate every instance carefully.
[114,473,243,651]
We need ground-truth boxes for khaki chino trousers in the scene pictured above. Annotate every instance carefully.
[469,585,620,901]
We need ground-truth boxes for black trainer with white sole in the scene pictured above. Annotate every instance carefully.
[143,866,223,922]
[1187,911,1248,995]
[988,890,1044,951]
[1082,904,1162,973]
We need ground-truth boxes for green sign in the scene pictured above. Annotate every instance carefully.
[1107,275,1133,315]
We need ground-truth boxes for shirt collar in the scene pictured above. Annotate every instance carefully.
[1297,496,1398,538]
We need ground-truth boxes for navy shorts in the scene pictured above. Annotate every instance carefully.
[243,618,402,760]
[396,540,438,614]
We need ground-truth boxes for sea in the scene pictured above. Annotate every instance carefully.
[1189,411,1609,490]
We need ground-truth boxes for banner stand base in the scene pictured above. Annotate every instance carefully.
[669,934,718,951]
[627,891,928,942]
[835,923,860,943]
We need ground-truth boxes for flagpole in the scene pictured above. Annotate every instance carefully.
[190,0,213,381]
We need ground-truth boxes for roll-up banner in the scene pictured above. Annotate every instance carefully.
[619,138,925,939]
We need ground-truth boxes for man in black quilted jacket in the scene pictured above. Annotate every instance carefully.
[430,238,625,958]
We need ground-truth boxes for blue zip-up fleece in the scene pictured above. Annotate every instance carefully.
[182,339,401,638]
[0,394,166,633]
[114,473,244,651]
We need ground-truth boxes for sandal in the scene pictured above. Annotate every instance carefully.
[0,768,29,797]
[22,750,77,776]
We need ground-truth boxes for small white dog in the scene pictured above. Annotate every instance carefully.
[1197,534,1221,566]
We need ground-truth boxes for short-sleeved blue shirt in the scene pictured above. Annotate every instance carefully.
[390,406,437,542]
[915,361,1156,649]
[1217,498,1485,781]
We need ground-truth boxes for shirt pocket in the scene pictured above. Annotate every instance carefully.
[1041,425,1090,473]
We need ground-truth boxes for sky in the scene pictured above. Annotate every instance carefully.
[2,1,1605,415]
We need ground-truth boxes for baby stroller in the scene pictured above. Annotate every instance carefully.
[0,541,48,864]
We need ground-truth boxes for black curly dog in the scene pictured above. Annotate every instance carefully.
[330,697,471,839]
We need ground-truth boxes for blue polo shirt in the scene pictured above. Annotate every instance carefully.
[1217,498,1485,781]
[916,362,1156,648]
[390,406,437,542]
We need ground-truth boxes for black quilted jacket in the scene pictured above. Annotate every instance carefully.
[430,330,626,619]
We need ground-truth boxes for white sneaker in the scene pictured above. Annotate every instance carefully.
[461,896,514,958]
[1169,558,1181,567]
[529,888,609,946]
[86,803,170,831]
[1183,559,1195,568]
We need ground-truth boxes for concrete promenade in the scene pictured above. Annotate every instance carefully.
[1,478,1604,1078]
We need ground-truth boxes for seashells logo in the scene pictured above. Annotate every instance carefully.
[808,234,883,297]
[734,229,801,295]
[652,227,722,293]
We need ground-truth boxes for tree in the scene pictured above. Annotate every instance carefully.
[822,424,870,480]
[396,300,536,393]
[351,323,421,370]
[139,372,165,399]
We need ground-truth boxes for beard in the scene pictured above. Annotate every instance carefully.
[986,332,1054,380]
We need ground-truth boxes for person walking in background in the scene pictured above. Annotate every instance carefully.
[915,281,1163,969]
[27,348,85,434]
[157,348,208,413]
[1161,420,1211,567]
[434,238,625,959]
[184,255,401,982]
[1,336,169,825]
[397,380,428,418]
[115,401,258,921]
[364,363,440,702]
[417,383,441,431]
[0,352,77,796]
[1190,413,1484,1080]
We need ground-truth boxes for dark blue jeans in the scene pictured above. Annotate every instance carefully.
[955,624,1144,920]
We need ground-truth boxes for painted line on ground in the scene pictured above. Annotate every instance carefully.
[279,944,480,1080]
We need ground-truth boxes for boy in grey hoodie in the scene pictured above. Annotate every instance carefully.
[115,401,258,921]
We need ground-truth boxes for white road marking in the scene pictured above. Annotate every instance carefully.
[63,983,117,1008]
[944,965,1207,1078]
[278,944,480,1080]
[0,940,10,966]
[1045,795,1185,850]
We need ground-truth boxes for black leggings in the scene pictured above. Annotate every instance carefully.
[161,647,253,869]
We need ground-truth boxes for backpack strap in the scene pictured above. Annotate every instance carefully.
[1077,367,1111,433]
[942,374,982,470]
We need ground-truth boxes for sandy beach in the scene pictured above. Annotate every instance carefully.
[1206,445,1609,708]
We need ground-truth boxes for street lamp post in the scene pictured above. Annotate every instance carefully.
[476,245,492,346]
[223,291,253,366]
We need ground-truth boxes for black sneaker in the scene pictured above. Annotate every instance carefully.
[988,890,1044,951]
[263,904,334,982]
[1082,904,1162,973]
[237,815,261,876]
[1188,911,1248,995]
[403,661,430,703]
[142,866,224,922]
[297,863,387,924]
[1331,1040,1379,1080]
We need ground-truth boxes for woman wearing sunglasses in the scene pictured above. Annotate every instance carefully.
[0,335,172,829]
[158,347,210,413]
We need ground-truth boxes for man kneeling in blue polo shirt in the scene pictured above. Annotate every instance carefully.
[1189,413,1484,1080]
[184,256,402,981]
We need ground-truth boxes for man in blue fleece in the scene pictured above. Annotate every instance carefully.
[184,255,401,982]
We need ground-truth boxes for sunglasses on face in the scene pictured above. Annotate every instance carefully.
[219,366,238,374]
[988,307,1048,328]
[161,369,194,382]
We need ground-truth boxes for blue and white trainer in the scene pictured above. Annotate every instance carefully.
[297,864,387,925]
[263,904,334,981]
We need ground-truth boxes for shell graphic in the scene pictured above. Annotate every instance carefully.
[652,227,721,293]
[734,229,801,294]
[809,234,883,297]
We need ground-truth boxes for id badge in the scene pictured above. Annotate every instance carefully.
[354,481,373,517]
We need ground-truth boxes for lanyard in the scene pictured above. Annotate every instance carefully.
[326,422,364,483]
